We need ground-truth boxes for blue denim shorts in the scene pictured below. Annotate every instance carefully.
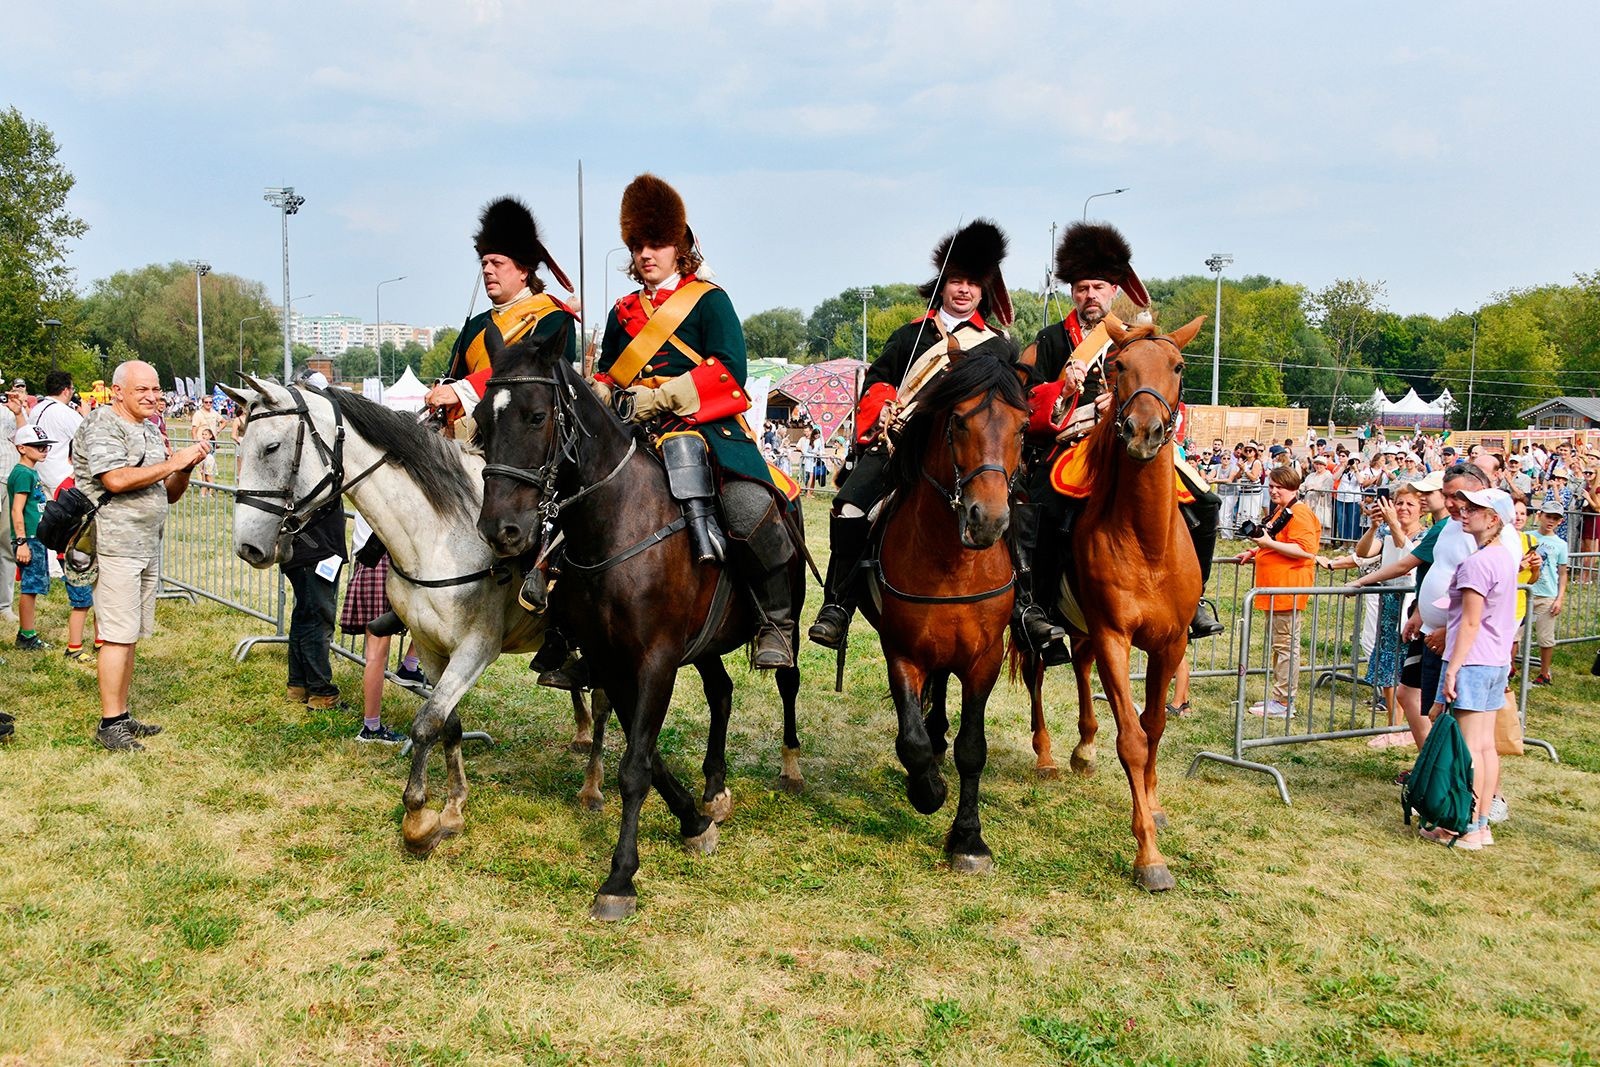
[1435,663,1510,712]
[18,538,49,595]
[65,578,92,609]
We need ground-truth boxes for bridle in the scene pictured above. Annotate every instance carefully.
[479,366,637,559]
[1108,338,1182,451]
[919,389,1018,516]
[235,385,388,556]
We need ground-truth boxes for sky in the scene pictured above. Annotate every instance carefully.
[7,1,1600,335]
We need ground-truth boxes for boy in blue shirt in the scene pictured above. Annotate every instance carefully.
[8,425,56,650]
[1529,500,1569,684]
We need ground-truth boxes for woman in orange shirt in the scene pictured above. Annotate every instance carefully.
[1233,466,1322,717]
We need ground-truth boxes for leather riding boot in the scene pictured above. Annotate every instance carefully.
[732,515,796,670]
[1009,503,1070,666]
[366,610,406,638]
[1182,497,1225,639]
[662,434,726,564]
[808,513,870,650]
[529,628,569,672]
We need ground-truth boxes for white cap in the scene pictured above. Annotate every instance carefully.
[14,424,55,448]
[1460,487,1515,527]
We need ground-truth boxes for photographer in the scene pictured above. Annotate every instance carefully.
[1333,452,1365,541]
[1231,466,1322,717]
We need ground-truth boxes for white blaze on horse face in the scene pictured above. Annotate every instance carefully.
[491,389,511,417]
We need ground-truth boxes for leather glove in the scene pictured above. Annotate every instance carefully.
[624,384,669,422]
[589,377,615,407]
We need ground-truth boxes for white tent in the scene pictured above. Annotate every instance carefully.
[383,366,429,412]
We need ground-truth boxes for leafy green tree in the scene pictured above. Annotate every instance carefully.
[1306,278,1386,425]
[340,345,378,381]
[1438,303,1559,429]
[420,328,460,381]
[807,284,920,360]
[743,307,806,363]
[394,339,428,381]
[0,107,88,383]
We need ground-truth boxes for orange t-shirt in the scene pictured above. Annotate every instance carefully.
[1250,501,1321,611]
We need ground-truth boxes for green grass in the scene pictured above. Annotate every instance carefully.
[2,496,1599,1064]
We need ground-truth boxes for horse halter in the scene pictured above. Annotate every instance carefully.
[921,394,1016,514]
[1109,338,1182,450]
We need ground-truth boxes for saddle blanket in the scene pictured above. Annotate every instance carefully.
[1046,438,1203,505]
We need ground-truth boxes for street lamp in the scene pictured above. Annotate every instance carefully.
[375,275,406,391]
[189,260,211,394]
[263,186,306,381]
[1204,253,1233,405]
[1466,314,1479,430]
[848,287,876,444]
[237,314,265,378]
[854,287,875,364]
[41,317,62,372]
[603,246,628,312]
[1081,187,1128,221]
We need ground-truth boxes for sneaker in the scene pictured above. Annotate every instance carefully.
[15,632,51,651]
[125,715,163,738]
[306,692,343,711]
[1532,673,1552,686]
[63,646,95,664]
[356,724,406,744]
[286,685,308,704]
[1260,700,1292,719]
[395,664,428,689]
[1487,795,1509,824]
[96,719,145,752]
[0,718,11,741]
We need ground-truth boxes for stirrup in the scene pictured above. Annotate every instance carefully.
[1189,598,1225,639]
[807,603,852,650]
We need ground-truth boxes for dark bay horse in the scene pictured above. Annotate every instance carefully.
[1019,317,1206,891]
[474,326,804,921]
[861,342,1028,872]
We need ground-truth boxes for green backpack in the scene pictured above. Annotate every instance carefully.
[1401,706,1476,837]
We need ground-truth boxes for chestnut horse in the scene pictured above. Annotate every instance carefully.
[862,342,1028,872]
[1021,317,1206,891]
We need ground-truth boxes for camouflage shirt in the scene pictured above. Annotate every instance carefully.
[72,406,170,558]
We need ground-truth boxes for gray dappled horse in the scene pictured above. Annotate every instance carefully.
[224,375,611,856]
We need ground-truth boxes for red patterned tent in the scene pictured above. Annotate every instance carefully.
[773,358,865,443]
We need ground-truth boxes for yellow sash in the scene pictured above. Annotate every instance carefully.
[462,293,563,374]
[609,281,715,387]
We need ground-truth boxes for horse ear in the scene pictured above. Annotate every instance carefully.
[1165,316,1207,351]
[1104,316,1133,347]
[218,382,252,407]
[485,320,506,360]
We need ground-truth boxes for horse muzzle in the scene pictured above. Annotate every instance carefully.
[959,500,1010,550]
[478,515,535,558]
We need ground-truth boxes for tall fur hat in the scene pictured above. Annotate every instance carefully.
[917,219,1013,326]
[474,197,572,292]
[619,173,694,251]
[1053,221,1148,307]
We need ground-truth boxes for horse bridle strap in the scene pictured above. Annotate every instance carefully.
[873,559,1014,605]
[922,404,1015,513]
[561,516,687,576]
[1109,337,1182,449]
[236,385,391,536]
[389,558,503,588]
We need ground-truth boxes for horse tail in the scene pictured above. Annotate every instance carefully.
[1005,631,1030,685]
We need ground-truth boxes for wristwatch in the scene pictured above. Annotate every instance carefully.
[12,537,27,546]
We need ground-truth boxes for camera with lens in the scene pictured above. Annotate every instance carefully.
[1235,518,1264,539]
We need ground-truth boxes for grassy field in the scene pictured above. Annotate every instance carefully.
[3,496,1599,1065]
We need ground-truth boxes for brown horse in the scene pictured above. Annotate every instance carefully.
[1021,317,1206,891]
[861,342,1028,872]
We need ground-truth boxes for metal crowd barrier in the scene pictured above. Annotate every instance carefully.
[1187,582,1559,804]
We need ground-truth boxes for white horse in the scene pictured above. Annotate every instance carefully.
[223,375,610,856]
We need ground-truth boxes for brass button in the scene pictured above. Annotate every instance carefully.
[719,374,729,382]
[707,358,717,366]
[732,389,742,399]
[720,428,731,436]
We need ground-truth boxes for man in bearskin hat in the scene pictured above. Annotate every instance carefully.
[590,173,796,669]
[1017,221,1225,644]
[425,197,578,422]
[806,220,1064,660]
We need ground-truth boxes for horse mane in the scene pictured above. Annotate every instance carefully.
[305,386,478,524]
[888,342,1028,488]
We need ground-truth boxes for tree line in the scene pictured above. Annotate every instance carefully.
[3,107,1594,427]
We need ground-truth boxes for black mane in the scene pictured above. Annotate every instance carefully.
[304,386,478,524]
[888,338,1028,487]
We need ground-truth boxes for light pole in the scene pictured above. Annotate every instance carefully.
[1081,187,1128,221]
[1205,253,1233,405]
[263,186,305,381]
[189,260,211,394]
[855,287,875,364]
[237,314,265,378]
[603,246,628,312]
[375,275,405,390]
[849,287,876,444]
[41,317,62,372]
[1465,314,1479,430]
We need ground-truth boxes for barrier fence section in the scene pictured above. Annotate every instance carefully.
[1186,582,1560,805]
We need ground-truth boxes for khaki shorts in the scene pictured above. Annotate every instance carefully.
[95,553,161,644]
[1531,596,1559,647]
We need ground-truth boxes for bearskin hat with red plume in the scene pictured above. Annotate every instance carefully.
[474,197,572,292]
[917,219,1013,326]
[1053,221,1149,307]
[619,173,694,252]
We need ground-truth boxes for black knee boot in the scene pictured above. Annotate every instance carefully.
[731,511,796,669]
[808,513,869,650]
[1183,494,1225,639]
[1010,502,1070,665]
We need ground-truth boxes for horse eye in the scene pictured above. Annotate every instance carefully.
[1174,362,1185,374]
[523,410,547,427]
[263,442,281,455]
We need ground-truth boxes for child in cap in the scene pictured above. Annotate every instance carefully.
[8,424,56,650]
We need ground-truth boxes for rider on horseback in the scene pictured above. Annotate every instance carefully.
[1016,221,1226,650]
[806,220,1062,657]
[589,174,797,670]
[424,197,579,429]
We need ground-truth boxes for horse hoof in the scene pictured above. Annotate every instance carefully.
[702,789,732,824]
[577,790,604,813]
[589,894,637,922]
[401,808,457,859]
[907,772,948,816]
[1035,764,1061,781]
[1070,752,1095,777]
[683,821,720,855]
[567,738,594,755]
[1134,864,1176,892]
[1153,811,1169,831]
[777,773,805,795]
[950,853,994,875]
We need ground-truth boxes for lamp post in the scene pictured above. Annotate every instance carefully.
[189,260,211,394]
[1081,187,1128,221]
[263,187,305,381]
[237,314,265,378]
[848,287,876,444]
[1204,253,1233,405]
[375,275,406,391]
[1465,314,1479,431]
[41,317,62,372]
